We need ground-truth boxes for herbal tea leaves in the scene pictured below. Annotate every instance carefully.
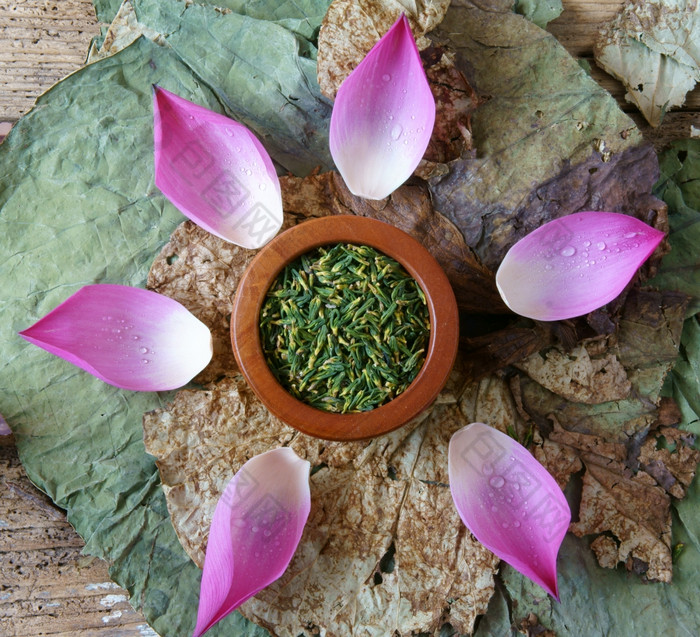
[260,244,430,413]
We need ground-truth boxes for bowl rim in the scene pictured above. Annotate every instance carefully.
[231,215,459,441]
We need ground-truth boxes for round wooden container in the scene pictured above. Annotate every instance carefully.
[231,215,459,441]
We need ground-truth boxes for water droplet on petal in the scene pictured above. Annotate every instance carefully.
[513,521,521,528]
[259,183,267,191]
[624,231,638,239]
[583,240,591,247]
[139,347,148,354]
[491,505,498,513]
[382,73,391,82]
[561,246,576,257]
[141,359,150,364]
[489,476,505,489]
[597,241,606,250]
[390,124,403,140]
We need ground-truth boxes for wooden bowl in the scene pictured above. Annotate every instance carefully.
[231,215,459,441]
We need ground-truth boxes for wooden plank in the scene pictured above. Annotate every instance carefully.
[0,0,100,121]
[0,436,150,636]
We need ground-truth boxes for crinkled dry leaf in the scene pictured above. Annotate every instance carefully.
[594,0,700,127]
[515,344,631,405]
[639,424,700,499]
[521,289,688,442]
[88,0,164,62]
[143,373,500,636]
[535,415,698,583]
[573,458,673,582]
[316,0,451,98]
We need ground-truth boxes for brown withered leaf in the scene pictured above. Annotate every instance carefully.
[142,372,500,637]
[316,0,451,99]
[519,289,688,443]
[639,424,700,499]
[432,141,669,273]
[572,457,673,583]
[417,44,483,178]
[534,416,698,584]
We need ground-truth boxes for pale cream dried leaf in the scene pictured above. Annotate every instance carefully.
[142,371,499,636]
[515,344,631,405]
[317,0,451,99]
[594,0,700,126]
[88,0,164,63]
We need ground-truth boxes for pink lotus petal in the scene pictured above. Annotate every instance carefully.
[193,447,310,637]
[0,413,11,436]
[153,86,283,249]
[448,423,570,600]
[19,285,212,391]
[329,15,436,200]
[496,211,664,321]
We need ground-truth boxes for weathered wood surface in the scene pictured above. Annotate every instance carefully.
[1,1,699,636]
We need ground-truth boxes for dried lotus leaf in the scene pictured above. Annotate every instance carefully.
[515,344,632,405]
